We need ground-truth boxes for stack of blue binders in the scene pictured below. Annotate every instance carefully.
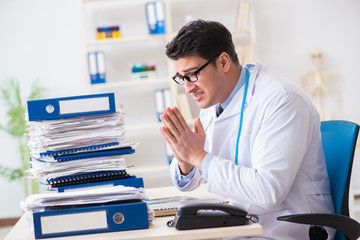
[25,93,149,239]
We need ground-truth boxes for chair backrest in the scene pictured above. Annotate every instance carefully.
[321,120,359,240]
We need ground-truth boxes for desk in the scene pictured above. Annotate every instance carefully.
[5,184,262,240]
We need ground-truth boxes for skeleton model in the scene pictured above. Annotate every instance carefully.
[299,48,340,120]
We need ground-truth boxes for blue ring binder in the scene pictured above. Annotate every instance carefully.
[54,148,135,162]
[40,142,121,157]
[33,201,149,239]
[47,170,130,188]
[27,93,116,121]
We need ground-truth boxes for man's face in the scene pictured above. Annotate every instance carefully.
[174,55,225,109]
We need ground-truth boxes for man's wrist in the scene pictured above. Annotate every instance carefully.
[178,162,194,175]
[194,151,207,170]
[201,153,214,180]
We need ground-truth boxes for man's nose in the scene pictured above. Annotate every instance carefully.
[184,80,196,94]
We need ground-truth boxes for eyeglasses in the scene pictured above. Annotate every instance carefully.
[172,53,221,85]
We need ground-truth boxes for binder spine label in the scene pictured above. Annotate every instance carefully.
[41,210,108,234]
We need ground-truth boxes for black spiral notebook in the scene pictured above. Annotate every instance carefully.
[47,170,130,188]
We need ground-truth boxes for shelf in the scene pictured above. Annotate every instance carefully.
[82,0,257,188]
[89,77,170,90]
[86,34,166,46]
[127,165,170,175]
[85,30,248,48]
[82,0,158,4]
[83,0,135,3]
[127,122,161,131]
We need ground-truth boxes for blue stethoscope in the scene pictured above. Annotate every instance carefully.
[234,65,249,165]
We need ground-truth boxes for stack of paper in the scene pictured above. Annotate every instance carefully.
[27,112,128,156]
[25,93,142,190]
[21,185,146,212]
[23,93,151,239]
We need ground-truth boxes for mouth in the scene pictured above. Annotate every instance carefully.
[192,91,204,101]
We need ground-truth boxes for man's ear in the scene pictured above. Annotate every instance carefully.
[218,52,231,73]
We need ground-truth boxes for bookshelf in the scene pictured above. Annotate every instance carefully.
[81,0,256,187]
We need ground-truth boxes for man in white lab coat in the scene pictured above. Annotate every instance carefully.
[159,20,334,239]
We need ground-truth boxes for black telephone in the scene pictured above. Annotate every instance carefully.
[167,202,259,230]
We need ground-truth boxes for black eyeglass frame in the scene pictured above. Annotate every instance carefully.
[172,53,221,85]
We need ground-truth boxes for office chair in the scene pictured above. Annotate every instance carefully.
[277,120,360,240]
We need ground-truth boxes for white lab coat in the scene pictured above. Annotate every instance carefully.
[170,62,335,239]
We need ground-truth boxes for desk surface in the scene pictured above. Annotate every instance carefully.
[5,184,262,240]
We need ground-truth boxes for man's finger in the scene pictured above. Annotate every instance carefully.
[160,125,177,144]
[160,126,183,161]
[163,107,185,133]
[160,112,180,137]
[194,118,205,137]
[171,107,190,131]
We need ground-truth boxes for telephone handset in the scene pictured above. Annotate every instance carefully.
[167,202,259,230]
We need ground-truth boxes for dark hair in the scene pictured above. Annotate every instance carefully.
[165,19,239,65]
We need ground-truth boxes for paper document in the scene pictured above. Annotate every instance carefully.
[27,112,128,155]
[21,185,146,212]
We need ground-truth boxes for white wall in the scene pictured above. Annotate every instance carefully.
[253,0,360,123]
[0,0,87,218]
[0,0,359,218]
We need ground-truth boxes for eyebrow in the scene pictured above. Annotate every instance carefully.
[178,66,198,75]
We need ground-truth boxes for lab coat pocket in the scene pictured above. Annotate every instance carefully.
[300,181,334,214]
[230,133,252,167]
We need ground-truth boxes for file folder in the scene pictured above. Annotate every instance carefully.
[145,2,157,34]
[155,1,165,34]
[32,201,149,239]
[47,170,131,188]
[154,88,171,122]
[39,142,124,157]
[88,52,98,83]
[96,51,106,83]
[57,176,144,192]
[27,93,116,121]
[154,89,165,121]
[53,147,135,162]
[88,51,106,84]
[145,1,165,34]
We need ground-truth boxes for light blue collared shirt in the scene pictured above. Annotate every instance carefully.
[176,66,247,186]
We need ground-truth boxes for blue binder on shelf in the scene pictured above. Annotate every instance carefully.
[27,93,116,121]
[32,201,149,239]
[154,89,165,121]
[145,1,165,35]
[57,177,144,192]
[154,88,171,122]
[88,51,106,84]
[155,1,165,34]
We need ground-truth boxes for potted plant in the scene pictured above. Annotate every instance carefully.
[0,77,45,196]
